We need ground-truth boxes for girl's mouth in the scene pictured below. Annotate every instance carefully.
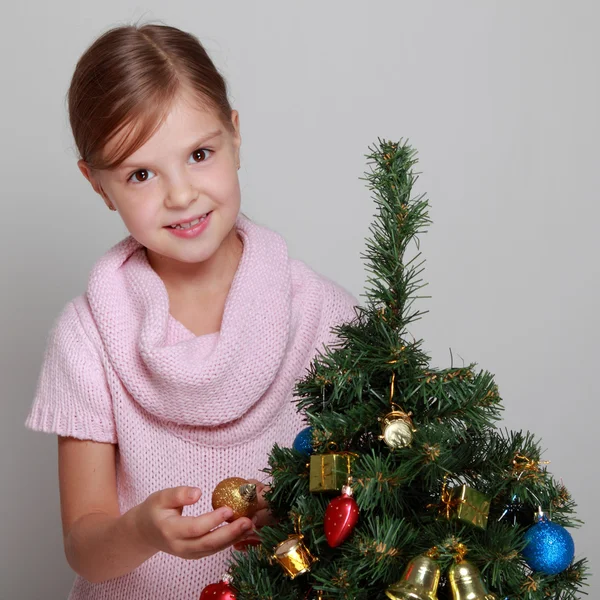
[168,211,212,230]
[166,211,213,238]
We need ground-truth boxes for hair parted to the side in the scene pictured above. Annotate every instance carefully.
[67,22,236,172]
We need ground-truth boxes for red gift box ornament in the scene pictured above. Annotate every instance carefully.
[324,482,359,547]
[199,573,236,600]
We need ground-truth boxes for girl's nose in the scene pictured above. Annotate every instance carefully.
[164,177,197,209]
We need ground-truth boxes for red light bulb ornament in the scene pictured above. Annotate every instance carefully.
[199,573,236,600]
[324,481,359,547]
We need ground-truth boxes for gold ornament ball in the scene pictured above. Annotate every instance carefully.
[211,477,259,521]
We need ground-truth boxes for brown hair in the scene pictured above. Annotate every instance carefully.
[67,22,235,171]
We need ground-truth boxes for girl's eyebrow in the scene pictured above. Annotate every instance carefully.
[118,129,223,171]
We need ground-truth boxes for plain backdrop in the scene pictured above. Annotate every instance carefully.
[1,1,598,598]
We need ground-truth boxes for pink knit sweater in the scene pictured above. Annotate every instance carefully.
[25,213,358,599]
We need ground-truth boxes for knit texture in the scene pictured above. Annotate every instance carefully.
[25,213,358,599]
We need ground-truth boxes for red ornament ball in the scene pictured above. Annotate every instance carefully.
[200,580,237,600]
[324,485,359,547]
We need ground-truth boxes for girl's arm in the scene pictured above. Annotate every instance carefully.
[58,435,157,583]
[58,435,258,584]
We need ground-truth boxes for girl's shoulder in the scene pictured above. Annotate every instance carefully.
[25,293,117,443]
[289,257,359,328]
[49,293,105,358]
[290,256,357,300]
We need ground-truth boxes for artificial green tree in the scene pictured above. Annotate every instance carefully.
[228,139,588,600]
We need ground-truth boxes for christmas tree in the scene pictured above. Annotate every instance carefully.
[218,139,588,599]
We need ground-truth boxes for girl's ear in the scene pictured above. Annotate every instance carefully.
[77,159,96,187]
[230,109,241,138]
[77,159,117,211]
[230,110,241,169]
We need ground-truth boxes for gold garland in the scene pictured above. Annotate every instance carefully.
[512,453,550,481]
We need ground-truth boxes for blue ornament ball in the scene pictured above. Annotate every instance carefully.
[522,516,575,575]
[292,426,314,456]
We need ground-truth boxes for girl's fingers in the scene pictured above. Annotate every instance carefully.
[233,536,261,551]
[156,486,202,509]
[183,517,254,554]
[174,507,234,539]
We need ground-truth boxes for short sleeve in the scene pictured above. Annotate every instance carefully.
[24,299,117,443]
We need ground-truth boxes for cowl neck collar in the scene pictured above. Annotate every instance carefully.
[86,214,294,428]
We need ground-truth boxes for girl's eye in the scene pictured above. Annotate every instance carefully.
[126,148,212,184]
[128,169,155,184]
[189,148,212,163]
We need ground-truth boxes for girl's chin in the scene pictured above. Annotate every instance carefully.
[147,248,215,265]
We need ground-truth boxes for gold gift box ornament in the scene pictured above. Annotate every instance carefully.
[442,484,491,530]
[309,450,355,493]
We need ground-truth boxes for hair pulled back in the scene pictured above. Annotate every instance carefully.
[68,23,235,171]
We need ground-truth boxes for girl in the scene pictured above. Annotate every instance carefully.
[24,22,358,600]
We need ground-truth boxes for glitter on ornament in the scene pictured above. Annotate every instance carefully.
[293,426,314,456]
[211,477,259,521]
[522,511,575,575]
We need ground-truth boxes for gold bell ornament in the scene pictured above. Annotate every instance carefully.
[448,560,498,600]
[211,477,259,521]
[385,554,441,600]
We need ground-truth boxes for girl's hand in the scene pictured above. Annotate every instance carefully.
[134,486,253,560]
[233,479,279,551]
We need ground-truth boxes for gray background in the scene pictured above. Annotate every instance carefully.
[2,1,598,598]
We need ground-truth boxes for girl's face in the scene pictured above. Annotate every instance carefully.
[78,90,242,267]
